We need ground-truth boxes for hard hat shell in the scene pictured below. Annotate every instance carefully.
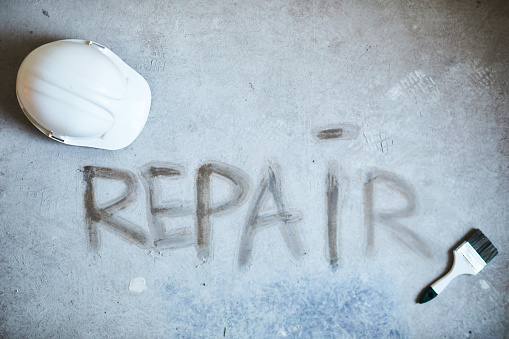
[16,39,151,150]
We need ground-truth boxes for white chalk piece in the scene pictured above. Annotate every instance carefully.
[479,280,489,290]
[129,277,147,293]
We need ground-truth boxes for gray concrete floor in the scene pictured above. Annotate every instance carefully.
[1,0,508,337]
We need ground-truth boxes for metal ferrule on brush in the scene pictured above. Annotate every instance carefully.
[456,241,486,274]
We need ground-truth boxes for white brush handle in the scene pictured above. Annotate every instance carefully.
[432,249,477,294]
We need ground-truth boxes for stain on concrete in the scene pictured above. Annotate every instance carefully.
[387,70,440,103]
[315,124,361,140]
[363,131,394,154]
[162,274,409,337]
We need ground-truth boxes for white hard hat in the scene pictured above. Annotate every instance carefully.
[16,39,151,150]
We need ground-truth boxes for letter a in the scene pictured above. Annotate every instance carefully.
[238,165,305,271]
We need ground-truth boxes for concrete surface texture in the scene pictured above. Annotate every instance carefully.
[1,0,508,337]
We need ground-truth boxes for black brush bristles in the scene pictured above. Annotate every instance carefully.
[467,229,498,264]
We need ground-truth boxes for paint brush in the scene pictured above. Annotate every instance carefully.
[418,229,498,304]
